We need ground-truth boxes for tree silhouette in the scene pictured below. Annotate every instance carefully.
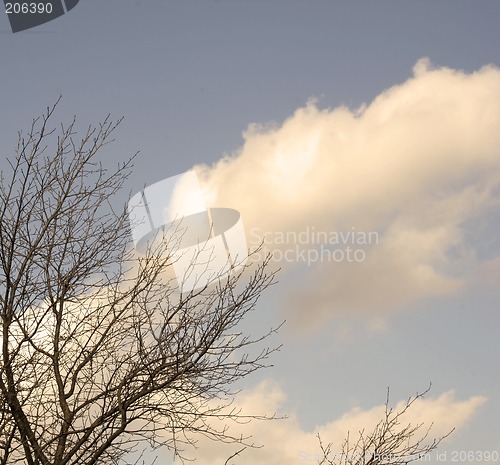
[0,101,280,465]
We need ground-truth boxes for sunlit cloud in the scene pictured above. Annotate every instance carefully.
[196,58,500,329]
[170,380,487,465]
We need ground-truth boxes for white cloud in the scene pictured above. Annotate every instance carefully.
[168,380,486,465]
[196,59,500,328]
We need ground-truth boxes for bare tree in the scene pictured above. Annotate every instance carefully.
[0,101,280,465]
[317,384,454,465]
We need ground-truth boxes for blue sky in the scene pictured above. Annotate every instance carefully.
[1,2,500,464]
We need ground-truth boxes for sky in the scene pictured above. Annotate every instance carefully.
[1,1,500,464]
